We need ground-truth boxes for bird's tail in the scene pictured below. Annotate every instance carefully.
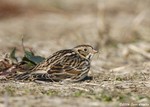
[14,72,61,82]
[4,71,31,81]
[14,71,32,81]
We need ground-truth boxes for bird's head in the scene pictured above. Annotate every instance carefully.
[73,45,97,60]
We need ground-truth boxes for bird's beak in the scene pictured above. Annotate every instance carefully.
[93,49,98,54]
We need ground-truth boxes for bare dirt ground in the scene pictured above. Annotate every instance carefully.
[0,0,150,107]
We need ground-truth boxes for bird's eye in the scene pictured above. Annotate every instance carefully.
[84,48,87,51]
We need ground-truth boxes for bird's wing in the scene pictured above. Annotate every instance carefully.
[31,49,75,72]
[47,55,90,81]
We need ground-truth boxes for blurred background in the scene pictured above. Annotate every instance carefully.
[0,0,149,54]
[0,0,149,52]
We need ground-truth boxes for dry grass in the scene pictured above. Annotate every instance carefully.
[0,0,150,107]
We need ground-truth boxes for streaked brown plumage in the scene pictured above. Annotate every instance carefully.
[14,45,97,82]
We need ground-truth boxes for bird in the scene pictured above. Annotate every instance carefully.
[14,45,97,82]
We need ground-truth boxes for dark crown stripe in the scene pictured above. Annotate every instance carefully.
[74,44,93,49]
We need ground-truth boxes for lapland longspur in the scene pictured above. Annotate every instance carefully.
[15,45,97,82]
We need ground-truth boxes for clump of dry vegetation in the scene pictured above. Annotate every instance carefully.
[0,0,150,107]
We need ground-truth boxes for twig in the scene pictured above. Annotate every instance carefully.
[84,83,100,86]
[21,35,25,53]
[129,45,150,59]
[71,87,89,92]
